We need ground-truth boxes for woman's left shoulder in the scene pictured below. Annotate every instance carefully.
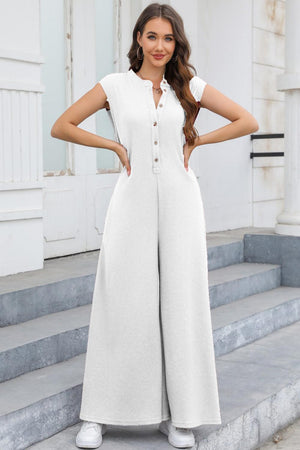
[189,75,208,102]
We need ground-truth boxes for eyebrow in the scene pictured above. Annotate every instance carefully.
[146,31,174,37]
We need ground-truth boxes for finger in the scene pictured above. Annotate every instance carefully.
[125,160,131,176]
[183,156,189,171]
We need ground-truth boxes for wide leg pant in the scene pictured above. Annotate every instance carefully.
[79,164,222,427]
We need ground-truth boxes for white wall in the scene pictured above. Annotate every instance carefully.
[0,0,44,276]
[171,0,253,231]
[252,0,285,227]
[0,0,287,276]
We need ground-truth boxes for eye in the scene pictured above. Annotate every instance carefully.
[147,35,173,41]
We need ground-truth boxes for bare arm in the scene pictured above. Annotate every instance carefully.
[195,84,259,147]
[51,82,119,153]
[51,82,131,172]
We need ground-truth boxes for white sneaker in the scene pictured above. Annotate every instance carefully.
[159,419,195,448]
[75,421,107,448]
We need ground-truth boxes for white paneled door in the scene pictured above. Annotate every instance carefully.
[41,0,121,258]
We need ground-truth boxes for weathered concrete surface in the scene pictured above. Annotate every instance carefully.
[259,416,300,449]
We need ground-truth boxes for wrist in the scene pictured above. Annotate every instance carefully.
[110,140,122,154]
[195,135,202,147]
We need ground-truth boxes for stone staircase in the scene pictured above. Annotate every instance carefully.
[0,227,299,449]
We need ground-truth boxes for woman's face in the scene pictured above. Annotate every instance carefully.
[137,17,176,68]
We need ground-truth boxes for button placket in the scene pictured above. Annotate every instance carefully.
[142,75,170,174]
[152,80,169,174]
[152,109,160,173]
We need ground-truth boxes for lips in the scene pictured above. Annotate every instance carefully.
[153,54,165,59]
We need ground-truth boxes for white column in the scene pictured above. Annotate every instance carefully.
[276,0,300,236]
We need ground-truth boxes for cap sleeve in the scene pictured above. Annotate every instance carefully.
[189,75,207,103]
[98,73,115,102]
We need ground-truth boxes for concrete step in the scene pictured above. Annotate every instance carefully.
[212,285,300,356]
[3,319,299,450]
[0,353,84,450]
[0,251,98,327]
[0,235,245,327]
[207,236,243,270]
[208,261,281,308]
[0,263,286,383]
[0,304,90,383]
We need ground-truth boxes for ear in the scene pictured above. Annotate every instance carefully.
[137,31,141,46]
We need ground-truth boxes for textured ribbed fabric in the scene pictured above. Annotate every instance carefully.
[79,69,222,427]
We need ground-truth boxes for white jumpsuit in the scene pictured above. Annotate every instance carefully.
[79,68,222,428]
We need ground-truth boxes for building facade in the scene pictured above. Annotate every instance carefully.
[1,0,296,277]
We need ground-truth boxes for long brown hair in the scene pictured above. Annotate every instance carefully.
[127,2,202,146]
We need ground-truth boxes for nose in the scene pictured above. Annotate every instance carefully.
[155,39,165,50]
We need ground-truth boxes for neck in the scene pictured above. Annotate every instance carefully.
[137,62,165,82]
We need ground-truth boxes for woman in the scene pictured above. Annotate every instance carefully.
[51,3,258,449]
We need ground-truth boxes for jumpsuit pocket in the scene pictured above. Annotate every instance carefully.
[181,160,197,181]
[179,149,191,173]
[121,164,131,179]
[181,159,191,174]
[178,152,193,178]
